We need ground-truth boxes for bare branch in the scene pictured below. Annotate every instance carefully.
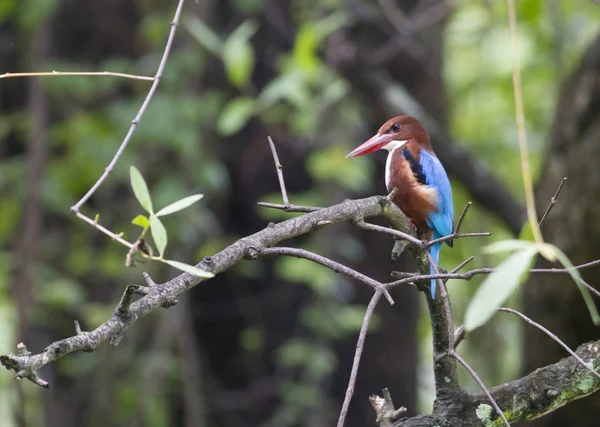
[498,308,600,381]
[267,136,290,207]
[453,325,466,350]
[258,247,394,305]
[451,256,475,273]
[72,210,135,249]
[1,195,409,386]
[337,292,382,427]
[70,0,186,213]
[354,220,421,247]
[455,201,472,234]
[577,277,600,299]
[256,202,320,212]
[0,71,154,81]
[425,231,490,248]
[388,259,600,288]
[450,350,511,427]
[538,176,567,228]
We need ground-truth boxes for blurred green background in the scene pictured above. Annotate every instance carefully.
[1,0,600,426]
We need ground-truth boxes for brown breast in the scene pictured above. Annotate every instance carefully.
[387,145,438,234]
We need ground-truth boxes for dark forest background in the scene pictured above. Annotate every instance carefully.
[1,0,600,426]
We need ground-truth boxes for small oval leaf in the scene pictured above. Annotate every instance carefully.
[150,216,167,258]
[130,166,153,214]
[156,194,204,217]
[131,214,150,229]
[464,247,538,331]
[163,259,214,278]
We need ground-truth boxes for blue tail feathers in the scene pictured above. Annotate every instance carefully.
[429,241,442,299]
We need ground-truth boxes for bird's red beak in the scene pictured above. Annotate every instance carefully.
[346,133,394,158]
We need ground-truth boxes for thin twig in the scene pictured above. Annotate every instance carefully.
[70,0,186,213]
[387,258,600,288]
[498,308,600,381]
[259,247,394,305]
[577,278,600,299]
[0,71,154,81]
[425,232,490,248]
[453,325,466,349]
[390,271,416,278]
[256,202,320,212]
[538,177,567,229]
[451,256,475,273]
[337,292,382,427]
[455,202,472,234]
[73,211,134,249]
[354,220,422,247]
[267,136,290,207]
[450,350,511,427]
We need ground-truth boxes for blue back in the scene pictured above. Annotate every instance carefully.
[418,149,454,298]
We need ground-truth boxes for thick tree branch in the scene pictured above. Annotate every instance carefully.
[1,195,410,386]
[371,339,600,427]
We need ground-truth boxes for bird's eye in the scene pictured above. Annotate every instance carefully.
[391,123,400,132]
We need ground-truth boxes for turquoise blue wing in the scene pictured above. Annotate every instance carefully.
[419,149,454,241]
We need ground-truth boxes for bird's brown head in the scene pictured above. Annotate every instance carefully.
[346,116,430,158]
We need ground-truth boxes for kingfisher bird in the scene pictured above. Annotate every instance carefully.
[346,116,454,298]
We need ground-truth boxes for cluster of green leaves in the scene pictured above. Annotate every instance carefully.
[129,166,213,278]
[187,11,351,137]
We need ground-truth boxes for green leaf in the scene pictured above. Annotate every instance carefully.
[130,166,153,214]
[483,239,535,254]
[217,97,255,136]
[163,259,214,278]
[464,247,538,331]
[185,16,223,56]
[150,216,167,257]
[222,20,257,87]
[549,246,600,326]
[131,214,150,229]
[156,194,204,217]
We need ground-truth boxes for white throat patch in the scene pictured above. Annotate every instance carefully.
[384,140,407,189]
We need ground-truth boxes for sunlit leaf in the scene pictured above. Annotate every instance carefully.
[156,194,204,217]
[547,245,600,326]
[150,216,167,257]
[483,239,535,254]
[131,214,150,229]
[163,259,214,278]
[464,246,538,331]
[130,166,153,214]
[185,16,222,56]
[222,20,257,87]
[217,97,255,136]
